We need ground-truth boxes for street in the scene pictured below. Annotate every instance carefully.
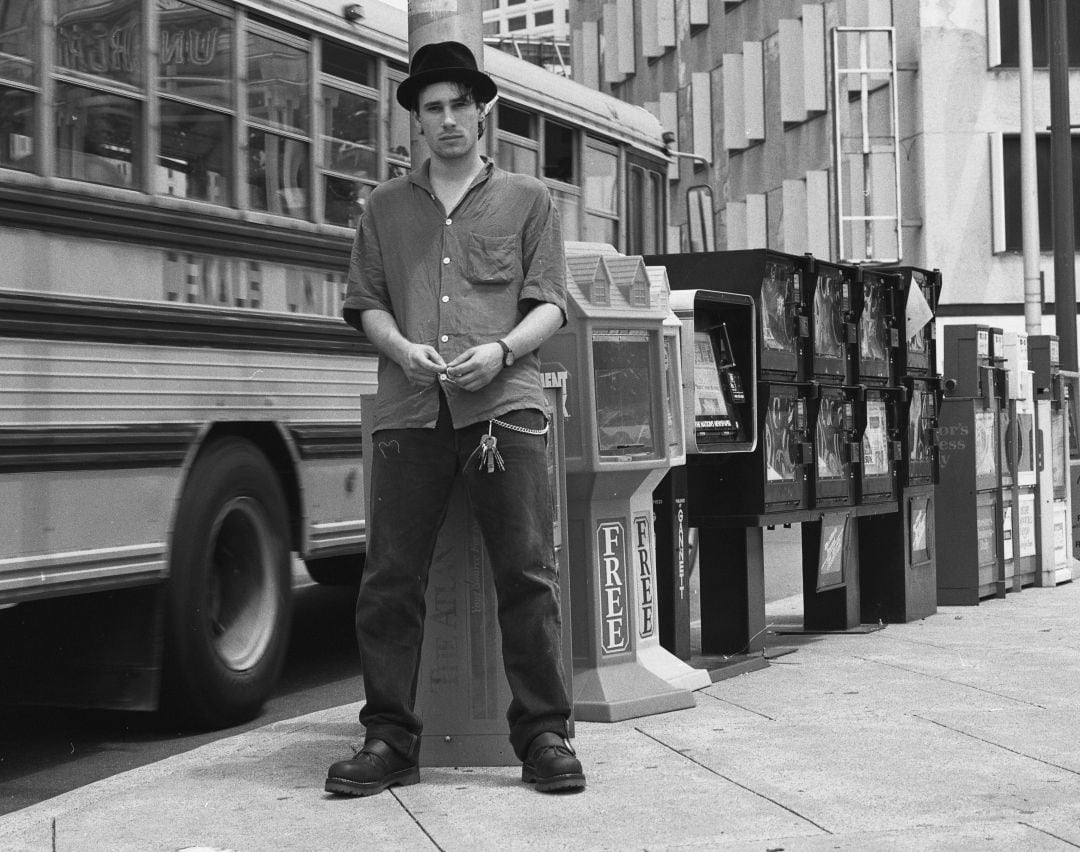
[0,527,805,817]
[0,577,362,817]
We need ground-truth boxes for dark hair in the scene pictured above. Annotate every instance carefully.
[410,80,488,139]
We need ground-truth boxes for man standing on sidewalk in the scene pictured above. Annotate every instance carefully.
[325,41,584,797]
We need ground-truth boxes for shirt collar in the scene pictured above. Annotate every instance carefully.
[408,156,495,194]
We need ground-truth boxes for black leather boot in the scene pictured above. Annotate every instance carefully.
[325,739,420,797]
[521,732,586,792]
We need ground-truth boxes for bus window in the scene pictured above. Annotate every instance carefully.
[584,140,618,246]
[56,0,143,89]
[247,29,308,132]
[386,66,411,178]
[628,162,664,255]
[686,184,715,252]
[496,102,538,176]
[543,120,580,240]
[159,100,231,203]
[158,1,232,107]
[320,43,378,225]
[0,85,34,171]
[246,25,309,218]
[0,0,35,85]
[321,86,376,225]
[247,128,308,217]
[322,39,376,88]
[55,83,140,188]
[543,121,574,183]
[157,1,233,205]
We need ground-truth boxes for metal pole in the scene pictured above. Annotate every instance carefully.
[1048,0,1076,370]
[1018,0,1043,334]
[407,1,484,166]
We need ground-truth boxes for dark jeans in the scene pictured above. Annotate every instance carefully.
[356,394,571,762]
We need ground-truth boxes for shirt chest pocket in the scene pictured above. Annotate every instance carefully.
[465,232,521,286]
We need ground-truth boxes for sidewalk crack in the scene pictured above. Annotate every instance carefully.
[916,716,1080,778]
[1019,821,1080,848]
[702,693,776,721]
[390,788,445,850]
[853,656,1049,709]
[636,728,832,835]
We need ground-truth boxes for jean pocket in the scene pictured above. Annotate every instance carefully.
[466,232,521,285]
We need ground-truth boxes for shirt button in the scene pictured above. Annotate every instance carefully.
[442,257,450,265]
[445,218,452,225]
[441,295,450,302]
[440,334,449,342]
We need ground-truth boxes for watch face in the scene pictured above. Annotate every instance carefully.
[504,350,515,367]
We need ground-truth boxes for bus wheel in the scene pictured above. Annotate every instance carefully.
[304,554,364,586]
[164,438,292,729]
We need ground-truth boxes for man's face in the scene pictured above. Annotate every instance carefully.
[414,81,481,162]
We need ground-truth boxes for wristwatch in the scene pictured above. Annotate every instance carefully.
[497,339,515,368]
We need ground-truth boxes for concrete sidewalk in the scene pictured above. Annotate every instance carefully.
[2,580,1079,852]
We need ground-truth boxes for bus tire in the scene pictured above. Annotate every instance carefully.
[304,553,364,586]
[163,438,292,729]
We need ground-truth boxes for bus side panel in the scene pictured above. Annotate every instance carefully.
[0,336,376,600]
[295,455,367,559]
[0,468,172,602]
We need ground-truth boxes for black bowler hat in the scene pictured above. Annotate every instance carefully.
[396,40,498,110]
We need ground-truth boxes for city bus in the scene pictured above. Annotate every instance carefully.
[0,0,670,727]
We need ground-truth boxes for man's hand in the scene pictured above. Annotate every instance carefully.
[400,343,448,387]
[443,342,504,392]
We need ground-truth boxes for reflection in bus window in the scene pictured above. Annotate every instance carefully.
[159,100,230,202]
[158,0,233,108]
[322,88,377,179]
[324,175,372,229]
[247,128,307,218]
[247,30,308,133]
[0,85,33,170]
[0,0,35,84]
[55,84,139,187]
[386,67,410,178]
[56,0,143,88]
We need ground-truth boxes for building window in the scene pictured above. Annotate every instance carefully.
[1002,133,1080,251]
[535,10,554,27]
[507,15,527,31]
[997,0,1080,67]
[832,27,901,262]
[482,0,499,9]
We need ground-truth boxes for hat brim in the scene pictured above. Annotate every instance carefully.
[396,68,498,110]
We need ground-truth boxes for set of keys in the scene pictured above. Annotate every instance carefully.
[477,423,505,473]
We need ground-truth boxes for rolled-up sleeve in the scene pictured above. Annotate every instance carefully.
[518,190,567,325]
[342,202,392,330]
